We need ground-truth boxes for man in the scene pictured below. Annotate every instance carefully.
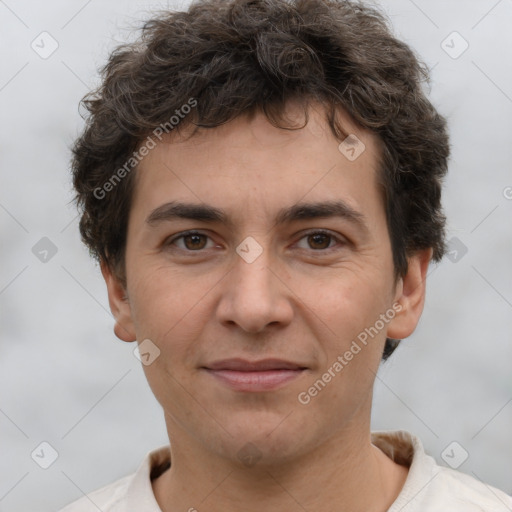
[59,0,512,510]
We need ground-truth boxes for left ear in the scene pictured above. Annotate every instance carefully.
[387,247,433,340]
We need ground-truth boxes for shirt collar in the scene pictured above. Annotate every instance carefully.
[122,430,432,511]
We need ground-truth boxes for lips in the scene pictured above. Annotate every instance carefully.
[204,358,307,372]
[202,358,307,392]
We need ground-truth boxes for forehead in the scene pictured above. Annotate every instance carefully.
[129,102,385,231]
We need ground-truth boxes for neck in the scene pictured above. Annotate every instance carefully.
[152,421,408,512]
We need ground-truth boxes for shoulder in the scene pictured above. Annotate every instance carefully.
[56,473,133,512]
[372,430,512,511]
[56,444,170,512]
[421,465,512,511]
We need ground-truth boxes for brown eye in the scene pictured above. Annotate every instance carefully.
[182,233,207,250]
[307,232,332,250]
[295,230,345,252]
[165,231,213,251]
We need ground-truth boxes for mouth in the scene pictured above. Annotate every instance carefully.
[201,358,308,392]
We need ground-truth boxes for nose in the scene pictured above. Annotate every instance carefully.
[215,243,294,334]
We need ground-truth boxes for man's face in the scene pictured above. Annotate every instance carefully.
[105,101,424,465]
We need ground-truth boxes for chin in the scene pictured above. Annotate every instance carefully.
[215,412,311,463]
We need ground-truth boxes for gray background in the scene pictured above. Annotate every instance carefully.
[1,0,511,510]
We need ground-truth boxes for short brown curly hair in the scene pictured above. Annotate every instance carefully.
[70,0,450,360]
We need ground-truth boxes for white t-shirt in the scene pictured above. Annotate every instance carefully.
[57,430,512,511]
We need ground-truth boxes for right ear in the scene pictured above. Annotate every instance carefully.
[100,260,137,342]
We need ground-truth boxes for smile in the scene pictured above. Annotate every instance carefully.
[201,358,308,392]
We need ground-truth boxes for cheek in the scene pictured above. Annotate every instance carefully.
[128,266,213,368]
[304,271,391,390]
[311,271,389,342]
[128,262,198,330]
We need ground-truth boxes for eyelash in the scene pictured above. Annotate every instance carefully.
[164,229,346,253]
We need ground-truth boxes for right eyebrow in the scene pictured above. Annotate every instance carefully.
[146,201,233,228]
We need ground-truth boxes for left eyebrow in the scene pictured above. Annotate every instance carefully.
[145,199,370,235]
[274,200,368,233]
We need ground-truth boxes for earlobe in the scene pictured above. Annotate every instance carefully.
[100,260,137,343]
[386,248,433,340]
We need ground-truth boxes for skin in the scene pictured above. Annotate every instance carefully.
[102,100,432,512]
